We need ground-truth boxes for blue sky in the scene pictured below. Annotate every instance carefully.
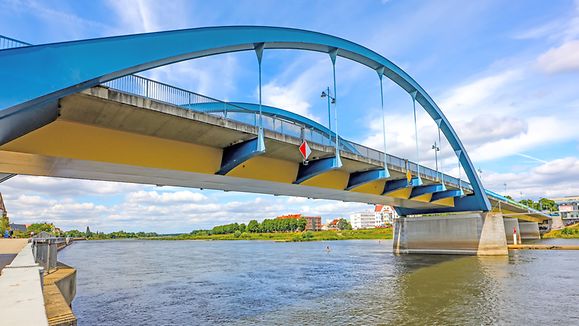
[1,0,578,233]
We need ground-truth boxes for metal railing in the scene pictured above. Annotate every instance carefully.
[104,75,337,148]
[31,237,60,273]
[0,35,31,50]
[103,74,473,191]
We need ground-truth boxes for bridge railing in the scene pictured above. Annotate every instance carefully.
[104,75,338,148]
[103,74,473,191]
[0,35,31,49]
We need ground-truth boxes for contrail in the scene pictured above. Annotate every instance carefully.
[515,153,547,164]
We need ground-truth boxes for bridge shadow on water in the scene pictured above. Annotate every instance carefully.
[387,254,511,326]
[240,247,514,326]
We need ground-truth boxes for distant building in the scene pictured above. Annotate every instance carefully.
[324,218,340,230]
[552,196,579,225]
[9,223,27,232]
[277,214,302,220]
[276,214,322,231]
[350,212,376,229]
[304,216,322,231]
[0,192,6,218]
[374,205,398,226]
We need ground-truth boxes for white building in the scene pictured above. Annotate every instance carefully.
[374,205,398,226]
[350,212,376,229]
[552,196,579,224]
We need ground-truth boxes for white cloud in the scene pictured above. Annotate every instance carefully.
[483,157,579,199]
[261,61,330,122]
[439,69,523,114]
[0,0,114,40]
[513,20,566,40]
[0,176,145,197]
[126,190,208,205]
[1,176,373,233]
[537,40,579,74]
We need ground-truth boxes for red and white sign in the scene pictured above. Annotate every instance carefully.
[299,140,311,161]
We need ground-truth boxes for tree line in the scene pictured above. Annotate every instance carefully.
[192,217,309,236]
[505,196,558,212]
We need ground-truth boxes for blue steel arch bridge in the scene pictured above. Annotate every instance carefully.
[0,28,549,254]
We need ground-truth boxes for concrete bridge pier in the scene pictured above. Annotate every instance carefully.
[519,221,540,240]
[393,213,508,256]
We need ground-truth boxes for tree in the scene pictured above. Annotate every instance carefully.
[27,223,54,235]
[538,198,558,212]
[336,218,352,230]
[247,219,260,233]
[297,218,307,231]
[85,226,93,238]
[65,229,84,238]
[0,214,9,236]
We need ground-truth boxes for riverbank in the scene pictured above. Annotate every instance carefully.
[151,228,393,241]
[543,223,579,239]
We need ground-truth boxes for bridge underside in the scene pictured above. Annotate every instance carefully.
[0,87,549,225]
[0,87,473,210]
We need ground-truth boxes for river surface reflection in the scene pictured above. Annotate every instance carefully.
[59,239,579,325]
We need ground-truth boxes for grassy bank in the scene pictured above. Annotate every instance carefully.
[153,228,393,242]
[543,223,579,239]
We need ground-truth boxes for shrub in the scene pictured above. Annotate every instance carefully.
[234,230,242,238]
[301,231,314,240]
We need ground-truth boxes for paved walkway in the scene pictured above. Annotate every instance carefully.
[0,239,28,272]
[0,238,28,253]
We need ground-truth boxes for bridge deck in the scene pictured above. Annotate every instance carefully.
[0,85,548,221]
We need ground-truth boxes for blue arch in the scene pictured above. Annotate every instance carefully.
[0,26,490,212]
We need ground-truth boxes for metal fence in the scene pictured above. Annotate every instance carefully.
[31,237,68,273]
[103,74,473,190]
[0,35,31,50]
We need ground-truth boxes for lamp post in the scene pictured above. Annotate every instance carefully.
[432,141,440,180]
[321,87,336,144]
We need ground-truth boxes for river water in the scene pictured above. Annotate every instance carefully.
[59,239,579,325]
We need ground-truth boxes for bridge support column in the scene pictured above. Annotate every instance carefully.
[549,215,564,231]
[519,221,540,240]
[503,218,520,244]
[393,213,508,255]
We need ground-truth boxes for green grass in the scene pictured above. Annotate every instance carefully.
[152,228,393,242]
[543,223,579,239]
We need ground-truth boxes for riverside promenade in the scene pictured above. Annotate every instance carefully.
[0,238,77,326]
[0,239,48,325]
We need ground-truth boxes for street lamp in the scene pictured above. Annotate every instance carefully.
[321,87,336,144]
[321,87,336,127]
[431,141,440,180]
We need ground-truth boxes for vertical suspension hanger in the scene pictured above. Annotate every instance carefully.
[435,119,446,191]
[410,90,421,183]
[376,66,390,178]
[254,43,266,152]
[329,47,342,168]
[455,149,463,194]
